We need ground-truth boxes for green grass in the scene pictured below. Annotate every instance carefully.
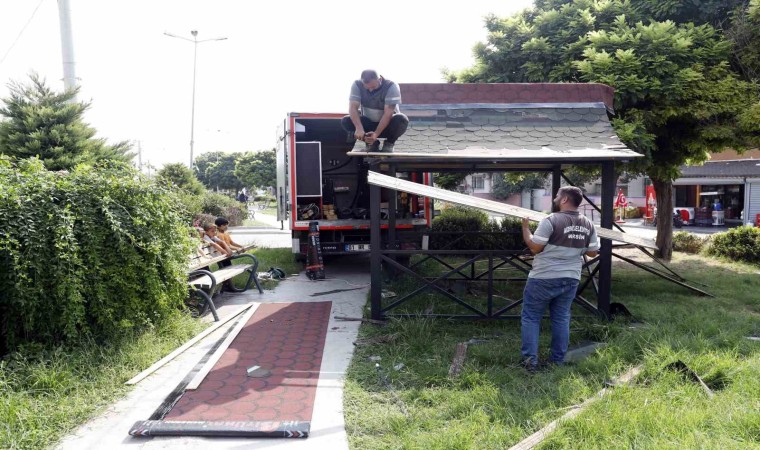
[0,313,206,450]
[344,253,760,449]
[242,218,274,227]
[230,247,302,290]
[256,206,277,217]
[0,249,301,449]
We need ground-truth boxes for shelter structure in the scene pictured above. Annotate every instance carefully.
[354,83,707,321]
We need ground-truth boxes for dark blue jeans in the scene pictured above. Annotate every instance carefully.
[341,114,409,143]
[521,277,579,364]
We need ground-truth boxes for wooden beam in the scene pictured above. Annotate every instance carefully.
[367,171,658,250]
[508,365,643,450]
[124,304,255,385]
[185,303,261,390]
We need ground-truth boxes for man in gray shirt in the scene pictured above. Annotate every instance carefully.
[341,69,408,152]
[520,186,600,372]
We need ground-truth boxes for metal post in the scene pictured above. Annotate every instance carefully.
[370,164,382,320]
[189,31,198,168]
[388,164,397,252]
[552,166,562,201]
[598,161,615,318]
[57,0,78,95]
[164,31,227,168]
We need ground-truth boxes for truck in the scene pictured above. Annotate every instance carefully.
[275,112,432,261]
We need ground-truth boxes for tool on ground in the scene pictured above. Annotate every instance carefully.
[334,315,386,325]
[310,286,364,297]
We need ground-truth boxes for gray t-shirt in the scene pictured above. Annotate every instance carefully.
[349,78,401,122]
[529,211,600,280]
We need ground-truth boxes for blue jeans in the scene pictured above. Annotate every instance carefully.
[521,277,579,364]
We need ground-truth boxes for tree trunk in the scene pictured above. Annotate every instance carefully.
[652,178,673,260]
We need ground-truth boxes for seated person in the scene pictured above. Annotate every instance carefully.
[202,223,232,257]
[215,217,246,252]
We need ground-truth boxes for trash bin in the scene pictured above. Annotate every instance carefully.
[755,213,760,227]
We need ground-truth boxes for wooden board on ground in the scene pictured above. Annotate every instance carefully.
[367,171,657,250]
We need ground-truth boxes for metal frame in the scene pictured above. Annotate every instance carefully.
[369,160,713,321]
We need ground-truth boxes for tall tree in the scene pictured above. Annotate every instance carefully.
[451,1,760,258]
[205,152,242,192]
[724,0,760,82]
[235,149,276,190]
[157,162,205,195]
[193,151,224,187]
[0,74,132,170]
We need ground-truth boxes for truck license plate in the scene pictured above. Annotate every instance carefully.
[347,244,370,252]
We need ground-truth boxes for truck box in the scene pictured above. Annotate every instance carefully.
[276,112,431,260]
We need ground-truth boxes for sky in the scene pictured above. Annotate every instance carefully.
[0,0,533,169]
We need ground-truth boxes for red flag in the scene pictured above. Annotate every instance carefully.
[614,189,628,207]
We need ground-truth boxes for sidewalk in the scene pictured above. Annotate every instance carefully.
[57,256,370,450]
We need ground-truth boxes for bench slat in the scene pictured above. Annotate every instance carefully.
[189,265,253,287]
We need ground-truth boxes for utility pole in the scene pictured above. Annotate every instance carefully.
[164,30,227,168]
[57,0,78,95]
[137,141,142,172]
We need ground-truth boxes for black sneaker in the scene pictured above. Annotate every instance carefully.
[381,141,395,152]
[522,357,538,374]
[366,141,381,152]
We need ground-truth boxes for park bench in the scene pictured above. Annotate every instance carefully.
[186,244,263,321]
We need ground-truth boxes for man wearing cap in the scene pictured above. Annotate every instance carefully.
[519,186,600,373]
[341,69,408,152]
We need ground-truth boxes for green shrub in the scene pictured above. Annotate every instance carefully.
[200,191,244,226]
[672,231,705,254]
[430,206,489,250]
[0,158,193,353]
[430,207,533,251]
[708,226,760,264]
[624,206,642,219]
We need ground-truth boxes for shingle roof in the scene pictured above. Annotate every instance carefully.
[401,83,616,112]
[382,83,639,161]
[680,159,760,178]
[393,104,631,158]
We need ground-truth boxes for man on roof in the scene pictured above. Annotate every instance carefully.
[342,69,408,153]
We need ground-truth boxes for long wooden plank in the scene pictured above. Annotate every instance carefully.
[348,147,641,160]
[367,171,657,250]
[185,302,261,390]
[509,365,643,450]
[125,304,255,385]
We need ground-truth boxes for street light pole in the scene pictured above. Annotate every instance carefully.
[164,30,227,168]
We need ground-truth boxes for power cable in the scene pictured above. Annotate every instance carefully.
[0,0,47,67]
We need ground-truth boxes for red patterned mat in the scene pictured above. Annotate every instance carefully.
[165,301,331,424]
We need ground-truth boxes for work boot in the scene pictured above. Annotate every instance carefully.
[521,357,538,374]
[381,141,395,152]
[366,141,381,152]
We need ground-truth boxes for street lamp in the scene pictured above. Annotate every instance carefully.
[164,30,227,168]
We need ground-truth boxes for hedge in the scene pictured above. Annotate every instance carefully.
[0,158,193,353]
[708,226,760,265]
[672,231,706,254]
[430,206,536,251]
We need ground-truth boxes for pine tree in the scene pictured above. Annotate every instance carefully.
[0,74,133,171]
